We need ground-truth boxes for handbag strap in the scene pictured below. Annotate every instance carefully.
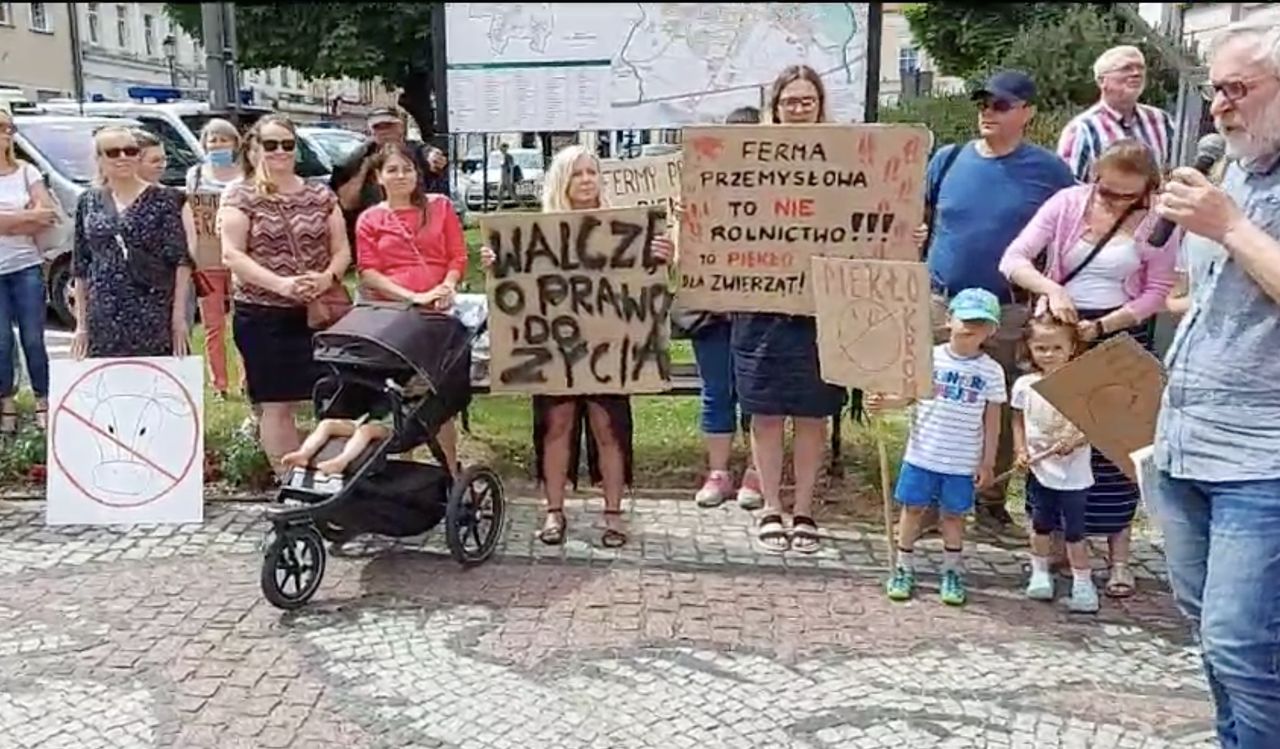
[1059,201,1141,287]
[922,142,966,261]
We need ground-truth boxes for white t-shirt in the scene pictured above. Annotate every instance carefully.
[1062,235,1141,309]
[0,162,43,275]
[1010,373,1094,491]
[903,344,1008,476]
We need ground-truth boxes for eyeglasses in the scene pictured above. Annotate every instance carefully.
[976,98,1024,113]
[259,139,297,153]
[1199,75,1275,104]
[1097,185,1145,203]
[100,146,141,158]
[779,96,818,111]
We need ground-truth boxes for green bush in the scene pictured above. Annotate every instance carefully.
[881,94,1076,153]
[0,426,46,486]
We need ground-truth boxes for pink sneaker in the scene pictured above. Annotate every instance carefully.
[695,471,734,507]
[737,468,764,510]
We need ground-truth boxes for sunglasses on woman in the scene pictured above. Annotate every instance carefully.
[260,139,297,153]
[1097,185,1145,203]
[100,146,141,158]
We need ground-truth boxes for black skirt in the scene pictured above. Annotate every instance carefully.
[232,302,320,404]
[731,313,846,418]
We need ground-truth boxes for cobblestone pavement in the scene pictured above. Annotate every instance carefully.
[0,495,1214,748]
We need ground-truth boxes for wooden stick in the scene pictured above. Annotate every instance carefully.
[876,424,897,571]
[989,447,1058,487]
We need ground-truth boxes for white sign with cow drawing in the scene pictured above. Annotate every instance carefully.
[46,357,204,525]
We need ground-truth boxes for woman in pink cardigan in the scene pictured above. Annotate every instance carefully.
[999,139,1177,600]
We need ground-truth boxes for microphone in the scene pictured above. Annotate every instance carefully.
[1148,133,1227,247]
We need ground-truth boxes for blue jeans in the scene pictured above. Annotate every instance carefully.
[0,264,50,399]
[691,320,745,435]
[1153,472,1280,748]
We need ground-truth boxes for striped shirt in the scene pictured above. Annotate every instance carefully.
[1057,101,1175,183]
[904,345,1008,476]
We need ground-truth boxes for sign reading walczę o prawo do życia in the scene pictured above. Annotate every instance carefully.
[482,206,674,395]
[678,124,930,315]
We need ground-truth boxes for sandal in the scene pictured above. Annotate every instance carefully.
[0,400,16,436]
[537,509,567,546]
[1105,563,1136,598]
[35,401,47,431]
[756,513,790,554]
[600,509,627,548]
[790,515,821,554]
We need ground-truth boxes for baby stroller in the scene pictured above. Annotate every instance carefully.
[259,304,506,610]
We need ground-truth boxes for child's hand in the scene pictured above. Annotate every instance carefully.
[974,462,996,490]
[1014,450,1030,470]
[865,393,913,414]
[1054,438,1086,457]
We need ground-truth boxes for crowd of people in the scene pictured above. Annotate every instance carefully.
[0,20,1276,747]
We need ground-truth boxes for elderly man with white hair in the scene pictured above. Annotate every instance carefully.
[1058,45,1175,182]
[1152,20,1280,749]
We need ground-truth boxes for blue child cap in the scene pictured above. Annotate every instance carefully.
[949,288,1001,325]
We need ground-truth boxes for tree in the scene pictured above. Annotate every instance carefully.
[903,2,1178,110]
[165,3,438,136]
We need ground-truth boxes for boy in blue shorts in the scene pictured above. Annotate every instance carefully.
[868,288,1007,606]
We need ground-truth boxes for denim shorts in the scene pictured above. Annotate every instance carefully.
[895,462,975,515]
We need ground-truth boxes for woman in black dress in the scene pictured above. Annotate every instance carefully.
[70,126,192,360]
[737,65,847,555]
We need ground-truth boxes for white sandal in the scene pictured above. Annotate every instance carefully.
[757,514,790,554]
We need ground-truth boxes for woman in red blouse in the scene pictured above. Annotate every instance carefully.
[355,143,468,471]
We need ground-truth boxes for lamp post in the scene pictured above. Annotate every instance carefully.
[162,34,178,88]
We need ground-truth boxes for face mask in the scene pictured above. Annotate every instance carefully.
[206,148,236,168]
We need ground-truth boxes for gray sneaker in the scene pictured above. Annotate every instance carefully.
[1068,577,1100,614]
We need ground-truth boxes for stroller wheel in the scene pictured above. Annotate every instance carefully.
[445,464,506,566]
[260,525,327,610]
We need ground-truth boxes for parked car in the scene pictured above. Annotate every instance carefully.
[462,148,544,211]
[11,114,148,327]
[35,101,331,183]
[298,126,366,167]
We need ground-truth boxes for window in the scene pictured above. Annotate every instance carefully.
[143,14,154,56]
[29,2,51,33]
[265,68,275,86]
[0,3,12,27]
[86,3,99,44]
[115,4,129,49]
[898,45,920,77]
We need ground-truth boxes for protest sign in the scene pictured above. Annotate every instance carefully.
[678,123,930,315]
[188,191,223,268]
[811,257,932,398]
[1033,335,1165,481]
[599,153,682,213]
[482,205,673,395]
[47,356,205,526]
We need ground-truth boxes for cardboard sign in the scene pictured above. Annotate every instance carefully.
[811,257,932,398]
[599,153,682,213]
[47,357,205,526]
[482,206,673,395]
[1033,335,1165,481]
[188,191,222,268]
[678,123,929,315]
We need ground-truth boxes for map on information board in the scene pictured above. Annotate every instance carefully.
[446,3,869,132]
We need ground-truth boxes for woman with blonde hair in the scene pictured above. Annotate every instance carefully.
[0,108,57,433]
[185,118,244,398]
[70,126,192,361]
[220,115,351,474]
[480,144,673,547]
[737,65,847,554]
[1000,137,1178,598]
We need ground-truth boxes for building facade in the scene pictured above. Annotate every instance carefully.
[0,2,75,100]
[879,3,964,107]
[76,1,206,100]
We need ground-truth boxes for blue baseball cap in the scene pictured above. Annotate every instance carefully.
[949,288,1002,325]
[971,70,1037,104]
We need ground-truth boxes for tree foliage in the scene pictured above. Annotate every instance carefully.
[903,2,1178,110]
[164,3,438,135]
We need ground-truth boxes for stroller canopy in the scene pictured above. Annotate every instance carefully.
[313,306,473,393]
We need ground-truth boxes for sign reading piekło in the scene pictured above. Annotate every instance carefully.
[482,206,673,395]
[678,124,929,315]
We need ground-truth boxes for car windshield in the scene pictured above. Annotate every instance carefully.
[16,120,108,184]
[487,151,542,170]
[306,131,365,164]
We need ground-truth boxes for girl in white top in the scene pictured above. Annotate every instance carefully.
[0,108,57,433]
[1011,314,1098,613]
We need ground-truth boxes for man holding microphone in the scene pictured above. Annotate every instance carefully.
[1152,20,1280,748]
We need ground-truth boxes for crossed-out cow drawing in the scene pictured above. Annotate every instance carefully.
[67,371,195,501]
